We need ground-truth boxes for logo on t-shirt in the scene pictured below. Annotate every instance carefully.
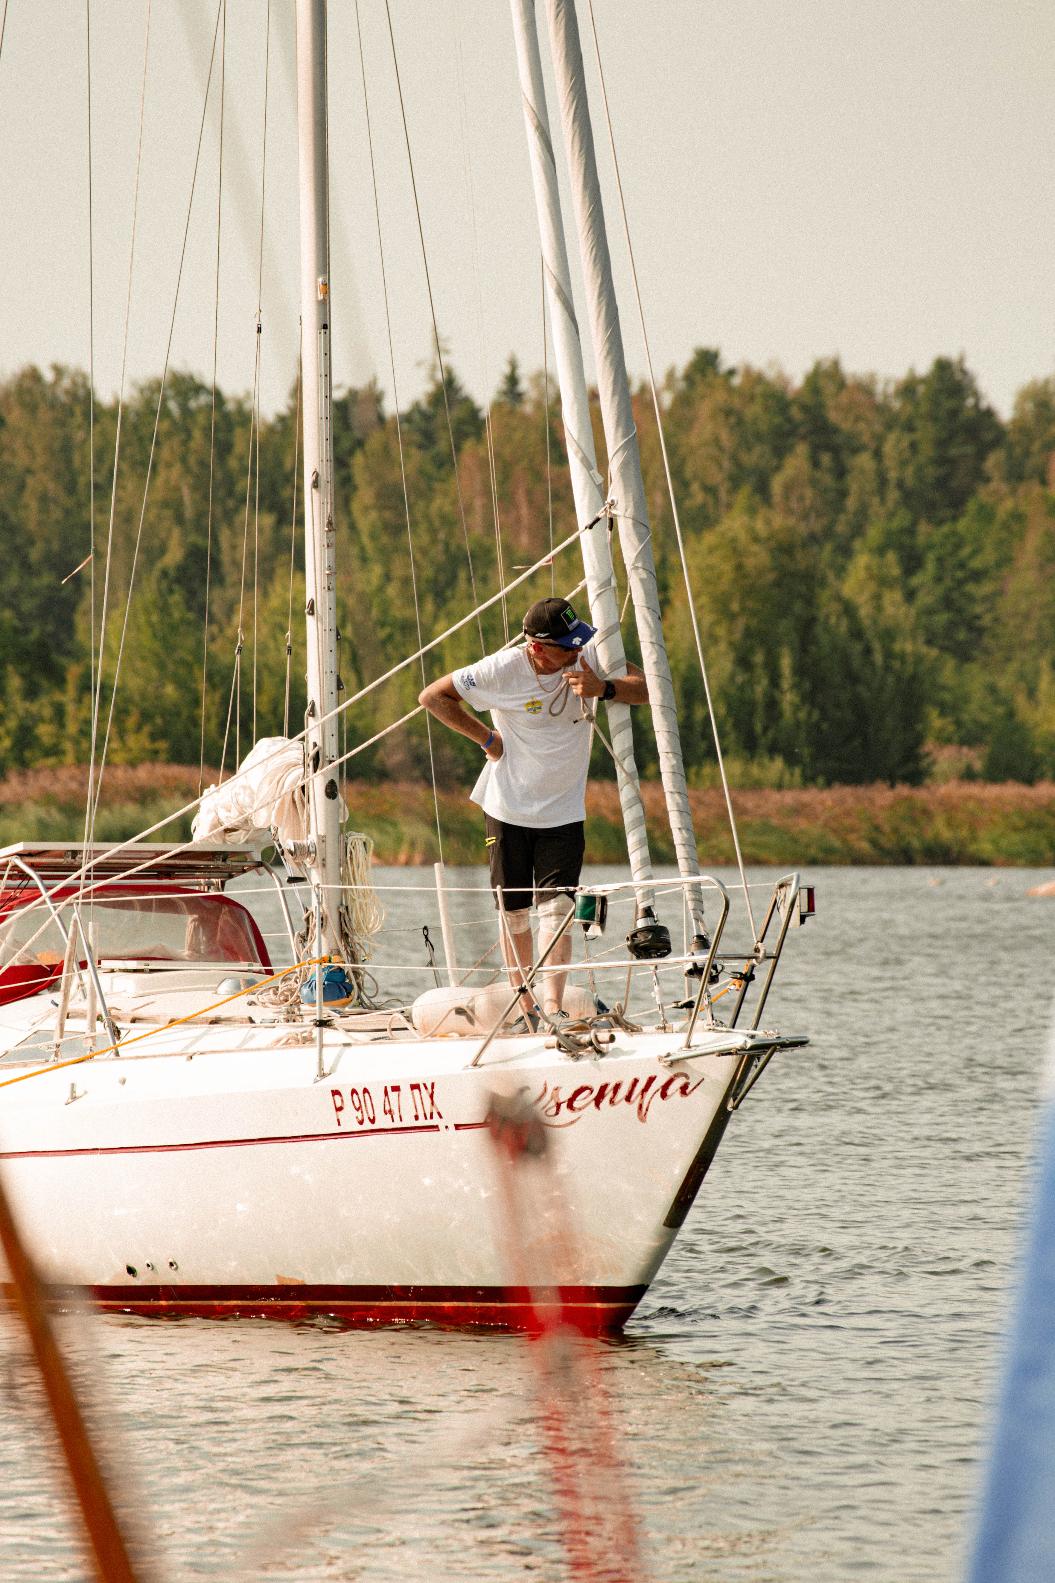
[460,671,476,688]
[525,698,542,715]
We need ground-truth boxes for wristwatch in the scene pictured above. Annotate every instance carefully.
[602,680,617,701]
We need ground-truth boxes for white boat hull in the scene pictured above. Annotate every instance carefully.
[0,1021,758,1330]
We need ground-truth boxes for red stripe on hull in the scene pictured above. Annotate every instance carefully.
[0,1120,488,1162]
[72,1281,648,1334]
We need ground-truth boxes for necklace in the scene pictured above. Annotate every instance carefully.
[525,650,572,692]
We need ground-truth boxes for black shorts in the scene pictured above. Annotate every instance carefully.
[484,814,585,914]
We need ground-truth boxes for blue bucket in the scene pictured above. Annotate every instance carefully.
[300,965,356,1009]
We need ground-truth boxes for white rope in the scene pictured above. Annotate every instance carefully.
[341,833,384,947]
[584,0,756,938]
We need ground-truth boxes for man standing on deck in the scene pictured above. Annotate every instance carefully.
[419,598,648,1025]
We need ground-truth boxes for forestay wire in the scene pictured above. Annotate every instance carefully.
[585,0,755,937]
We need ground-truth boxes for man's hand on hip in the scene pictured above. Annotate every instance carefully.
[485,731,504,761]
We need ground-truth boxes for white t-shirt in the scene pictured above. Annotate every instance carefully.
[453,642,603,828]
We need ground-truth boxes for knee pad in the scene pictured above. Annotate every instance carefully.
[502,907,533,937]
[537,892,574,929]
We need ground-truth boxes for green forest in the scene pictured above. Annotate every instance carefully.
[2,348,1054,798]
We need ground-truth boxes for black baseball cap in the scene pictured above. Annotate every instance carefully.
[523,598,596,649]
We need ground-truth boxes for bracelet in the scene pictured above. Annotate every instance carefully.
[482,731,495,752]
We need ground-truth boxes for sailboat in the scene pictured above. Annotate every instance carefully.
[0,0,811,1332]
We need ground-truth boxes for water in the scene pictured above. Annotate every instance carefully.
[1,865,1052,1581]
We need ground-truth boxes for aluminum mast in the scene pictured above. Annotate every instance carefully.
[509,0,656,918]
[543,0,707,939]
[295,0,343,952]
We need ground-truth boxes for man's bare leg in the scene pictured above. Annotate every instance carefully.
[498,907,538,1021]
[537,893,574,1016]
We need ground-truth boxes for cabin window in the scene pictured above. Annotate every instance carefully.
[0,895,263,969]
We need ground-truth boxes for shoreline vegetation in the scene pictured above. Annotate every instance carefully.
[1,765,1053,867]
[6,351,1055,805]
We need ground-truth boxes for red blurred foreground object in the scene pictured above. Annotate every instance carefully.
[487,1092,649,1583]
[0,1168,145,1583]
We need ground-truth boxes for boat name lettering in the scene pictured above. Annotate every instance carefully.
[533,1071,704,1127]
[329,1081,444,1129]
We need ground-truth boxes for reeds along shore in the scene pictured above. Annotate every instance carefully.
[1,767,1054,867]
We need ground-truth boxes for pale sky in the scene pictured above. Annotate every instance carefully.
[0,0,1051,420]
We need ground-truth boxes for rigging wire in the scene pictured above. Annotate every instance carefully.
[451,17,508,643]
[85,0,154,848]
[80,0,97,863]
[585,0,756,937]
[283,358,302,740]
[91,0,226,821]
[251,0,272,747]
[381,0,485,652]
[199,0,227,797]
[542,257,555,596]
[0,0,8,65]
[355,0,444,862]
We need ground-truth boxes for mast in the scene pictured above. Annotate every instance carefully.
[543,0,708,939]
[295,0,342,952]
[509,0,656,918]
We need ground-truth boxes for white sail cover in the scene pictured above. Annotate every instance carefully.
[193,737,318,849]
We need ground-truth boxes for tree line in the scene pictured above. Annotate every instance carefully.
[1,348,1054,792]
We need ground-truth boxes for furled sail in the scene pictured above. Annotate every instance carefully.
[192,737,318,849]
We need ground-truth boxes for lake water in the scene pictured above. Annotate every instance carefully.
[1,864,1052,1581]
